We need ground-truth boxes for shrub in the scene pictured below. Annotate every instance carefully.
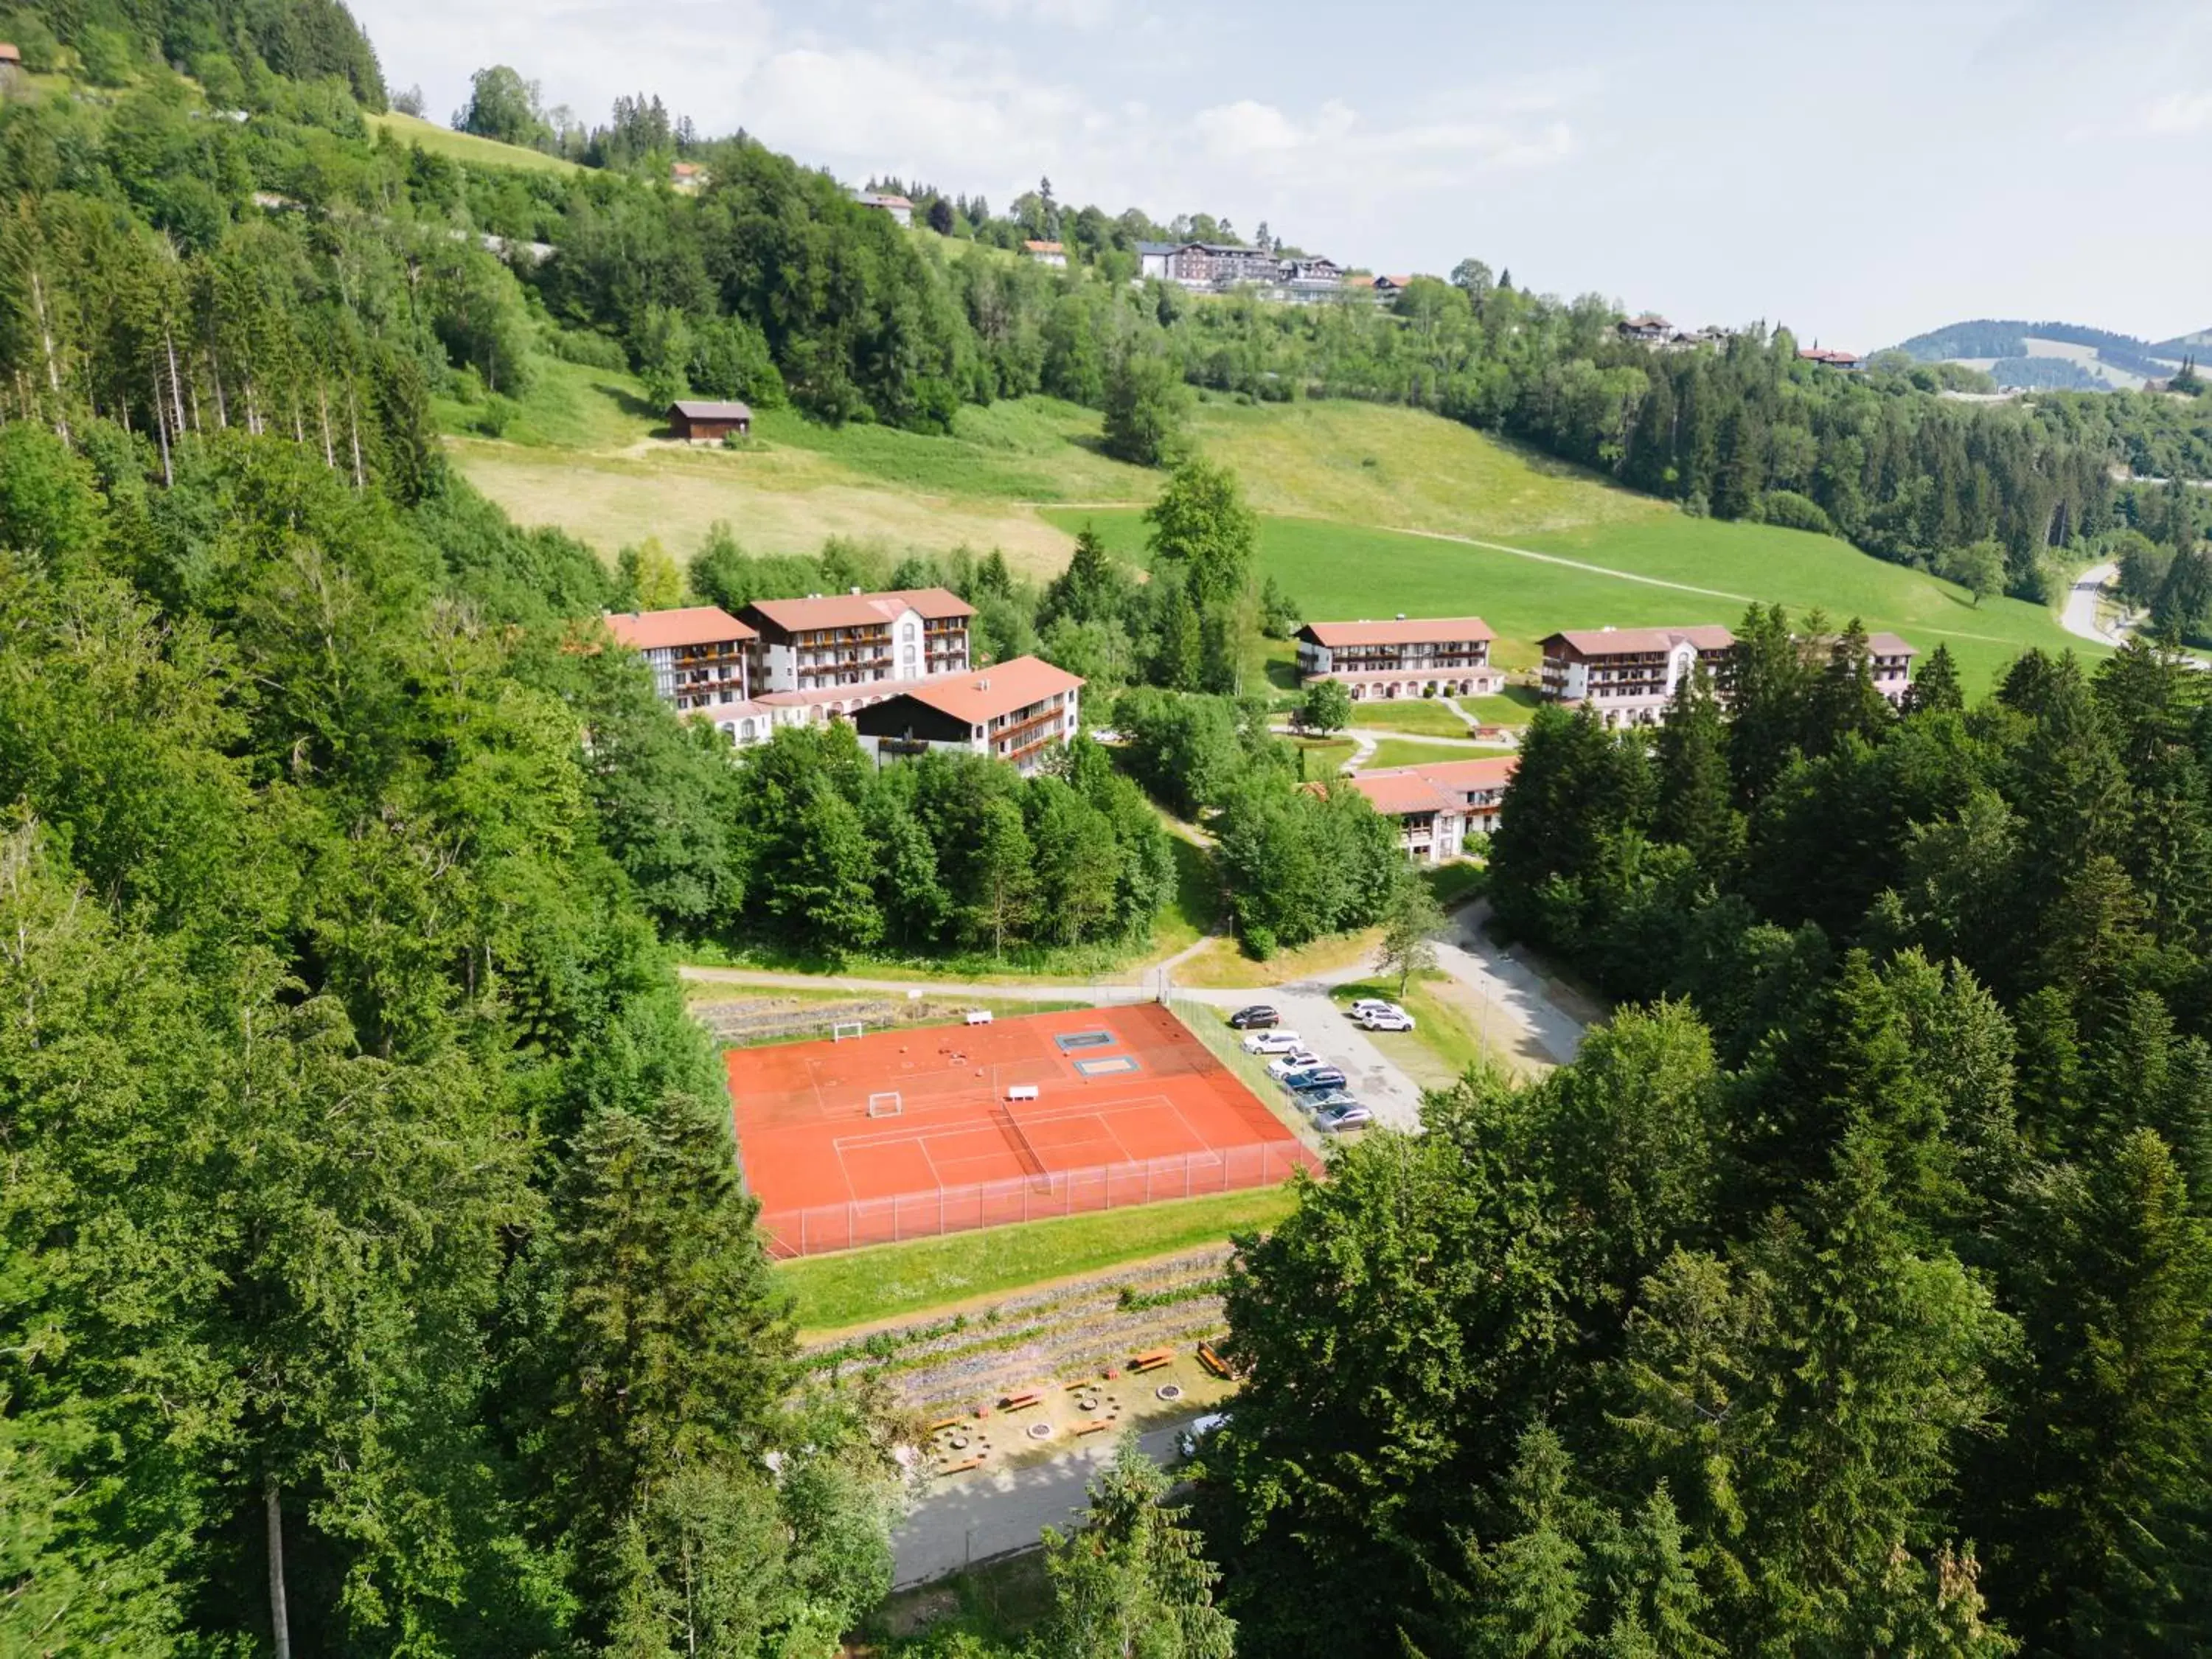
[1757,489,1835,537]
[478,394,518,437]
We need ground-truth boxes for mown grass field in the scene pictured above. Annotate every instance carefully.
[1336,699,1475,737]
[368,110,585,175]
[1365,739,1517,771]
[776,1185,1299,1335]
[1052,509,2095,695]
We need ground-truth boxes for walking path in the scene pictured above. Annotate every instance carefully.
[2062,561,2126,647]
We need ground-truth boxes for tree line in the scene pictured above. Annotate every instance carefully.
[1187,627,2212,1656]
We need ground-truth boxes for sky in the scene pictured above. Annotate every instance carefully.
[349,0,2212,350]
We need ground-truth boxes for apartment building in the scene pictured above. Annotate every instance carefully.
[1539,625,1737,727]
[1863,632,1918,703]
[1342,757,1519,863]
[851,656,1083,775]
[602,605,757,714]
[1295,616,1505,700]
[738,588,973,694]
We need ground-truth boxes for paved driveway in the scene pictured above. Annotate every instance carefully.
[894,1420,1188,1587]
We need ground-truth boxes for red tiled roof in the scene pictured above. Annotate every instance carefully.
[1301,616,1494,647]
[1346,755,1519,817]
[1024,240,1065,254]
[745,587,975,631]
[603,605,757,650]
[892,656,1083,725]
[1541,625,1735,657]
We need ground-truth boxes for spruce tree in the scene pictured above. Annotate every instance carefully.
[1652,669,1741,878]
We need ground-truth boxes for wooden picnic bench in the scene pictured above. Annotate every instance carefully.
[1196,1342,1232,1380]
[928,1416,965,1434]
[1130,1347,1174,1373]
[1073,1417,1113,1436]
[1002,1389,1044,1411]
[937,1456,986,1476]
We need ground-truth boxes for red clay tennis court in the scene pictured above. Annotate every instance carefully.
[726,1003,1317,1256]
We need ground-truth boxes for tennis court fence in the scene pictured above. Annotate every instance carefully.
[759,1139,1316,1259]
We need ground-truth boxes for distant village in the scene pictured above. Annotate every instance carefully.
[849,189,1865,361]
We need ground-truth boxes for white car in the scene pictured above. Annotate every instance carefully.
[1267,1049,1324,1078]
[1359,1009,1416,1032]
[1346,998,1397,1017]
[1242,1030,1304,1054]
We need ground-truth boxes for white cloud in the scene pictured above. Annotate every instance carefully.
[2144,90,2212,133]
[1189,94,1573,186]
[953,0,1116,29]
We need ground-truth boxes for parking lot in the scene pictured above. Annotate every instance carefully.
[1190,984,1427,1134]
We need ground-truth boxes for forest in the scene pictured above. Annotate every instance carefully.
[9,6,2212,1655]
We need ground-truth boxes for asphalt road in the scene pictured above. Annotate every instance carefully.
[2062,561,2124,646]
[894,1420,1188,1587]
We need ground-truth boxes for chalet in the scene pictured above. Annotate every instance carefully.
[1539,625,1736,727]
[852,656,1084,775]
[1617,313,1674,344]
[1280,256,1345,298]
[738,588,973,694]
[0,43,21,86]
[1797,347,1864,370]
[1023,239,1068,268]
[1371,274,1416,296]
[603,606,757,715]
[669,161,709,193]
[853,190,914,228]
[668,399,752,442]
[1341,757,1519,863]
[1861,631,1917,704]
[1295,616,1504,700]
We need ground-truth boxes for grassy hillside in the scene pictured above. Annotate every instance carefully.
[447,364,2090,690]
[1049,509,2093,693]
[446,365,1663,570]
[368,110,585,175]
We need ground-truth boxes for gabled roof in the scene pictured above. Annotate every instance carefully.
[884,656,1083,724]
[1346,756,1519,816]
[671,398,753,421]
[855,190,914,209]
[1023,239,1065,254]
[1541,625,1736,656]
[1863,631,1916,658]
[744,587,975,632]
[1300,616,1493,648]
[0,44,21,64]
[604,605,757,650]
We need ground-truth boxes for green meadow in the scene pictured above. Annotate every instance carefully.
[1046,509,2094,694]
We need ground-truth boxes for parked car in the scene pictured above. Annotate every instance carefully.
[1302,1089,1361,1114]
[1317,1104,1374,1133]
[1359,1009,1416,1032]
[1243,1030,1304,1054]
[1228,1006,1279,1030]
[1346,998,1399,1018]
[1284,1067,1349,1093]
[1266,1049,1324,1079]
[1177,1411,1231,1460]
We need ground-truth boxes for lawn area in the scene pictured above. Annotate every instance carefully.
[368,110,585,175]
[1330,974,1498,1089]
[1171,860,1478,988]
[776,1185,1300,1335]
[1338,698,1472,737]
[1364,738,1517,771]
[1463,686,1544,726]
[1291,737,1356,776]
[1051,509,2095,696]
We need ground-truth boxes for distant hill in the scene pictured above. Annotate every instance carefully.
[1893,317,2208,392]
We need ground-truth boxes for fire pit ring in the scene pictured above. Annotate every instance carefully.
[1155,1383,1184,1402]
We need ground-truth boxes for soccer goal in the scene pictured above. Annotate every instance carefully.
[866,1091,904,1119]
[832,1020,866,1043]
